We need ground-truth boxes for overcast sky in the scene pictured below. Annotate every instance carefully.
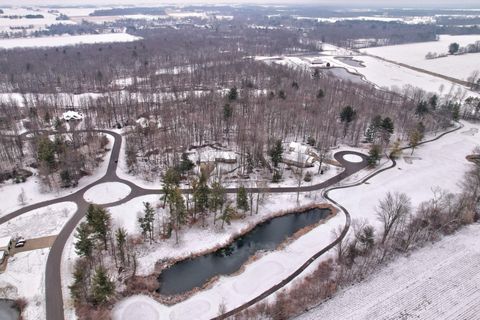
[0,0,478,8]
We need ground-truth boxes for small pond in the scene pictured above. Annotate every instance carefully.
[335,56,365,68]
[157,207,331,296]
[324,67,366,84]
[0,299,19,320]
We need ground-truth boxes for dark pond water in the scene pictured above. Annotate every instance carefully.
[335,56,365,68]
[0,299,19,320]
[157,207,330,296]
[325,67,365,84]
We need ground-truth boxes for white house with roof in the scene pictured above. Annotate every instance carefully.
[283,142,318,168]
[0,236,12,264]
[62,111,84,121]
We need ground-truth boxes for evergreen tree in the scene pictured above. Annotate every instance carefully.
[236,185,249,212]
[138,202,155,242]
[91,266,115,305]
[115,228,127,268]
[227,87,238,101]
[37,137,56,169]
[74,222,93,259]
[178,153,194,173]
[85,204,111,251]
[340,106,357,137]
[269,139,283,168]
[367,145,382,166]
[210,181,226,225]
[69,259,89,302]
[220,202,235,228]
[170,187,186,244]
[429,94,438,110]
[415,100,429,118]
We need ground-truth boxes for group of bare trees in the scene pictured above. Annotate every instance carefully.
[235,147,480,319]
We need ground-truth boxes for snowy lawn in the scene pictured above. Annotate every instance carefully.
[0,33,141,49]
[0,134,113,218]
[83,182,131,205]
[0,248,49,320]
[0,202,76,239]
[361,34,480,81]
[297,223,480,320]
[329,120,479,231]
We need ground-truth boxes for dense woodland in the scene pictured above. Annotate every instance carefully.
[0,22,470,188]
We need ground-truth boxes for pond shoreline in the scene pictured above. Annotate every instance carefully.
[120,203,337,305]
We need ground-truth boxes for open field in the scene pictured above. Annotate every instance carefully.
[298,223,480,320]
[362,35,480,81]
[0,33,141,49]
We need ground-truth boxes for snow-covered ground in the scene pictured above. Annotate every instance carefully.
[361,34,480,81]
[0,33,141,49]
[0,7,75,33]
[83,182,131,205]
[258,50,477,98]
[0,248,49,320]
[298,222,480,320]
[0,202,76,239]
[112,120,480,320]
[0,133,113,218]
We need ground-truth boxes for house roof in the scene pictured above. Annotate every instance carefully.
[0,236,12,248]
[62,111,84,121]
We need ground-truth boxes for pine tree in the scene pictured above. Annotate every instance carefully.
[74,222,93,259]
[91,266,115,305]
[237,185,249,212]
[269,139,283,168]
[85,204,111,251]
[220,202,235,228]
[138,202,155,242]
[69,259,89,302]
[170,187,186,244]
[340,106,357,137]
[115,228,127,268]
[227,87,238,101]
[367,145,382,166]
[210,181,225,226]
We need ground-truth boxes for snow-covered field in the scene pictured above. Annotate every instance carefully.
[361,35,480,81]
[0,202,76,239]
[258,48,477,98]
[0,248,49,320]
[83,182,131,205]
[0,33,141,49]
[0,7,75,33]
[112,120,480,320]
[298,223,480,320]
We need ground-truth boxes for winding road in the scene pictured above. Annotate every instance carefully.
[0,122,461,320]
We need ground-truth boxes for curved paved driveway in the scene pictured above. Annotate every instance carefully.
[0,130,369,320]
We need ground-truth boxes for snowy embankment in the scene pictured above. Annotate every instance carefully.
[0,202,76,239]
[297,223,480,320]
[0,133,113,218]
[0,202,77,320]
[361,34,480,81]
[112,121,479,320]
[0,33,142,50]
[0,248,49,320]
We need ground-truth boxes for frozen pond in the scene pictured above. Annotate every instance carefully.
[157,207,331,296]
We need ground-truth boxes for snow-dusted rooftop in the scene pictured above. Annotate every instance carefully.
[62,111,84,121]
[0,235,12,249]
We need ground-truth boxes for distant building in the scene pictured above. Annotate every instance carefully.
[62,111,84,121]
[0,236,12,263]
[283,142,317,168]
